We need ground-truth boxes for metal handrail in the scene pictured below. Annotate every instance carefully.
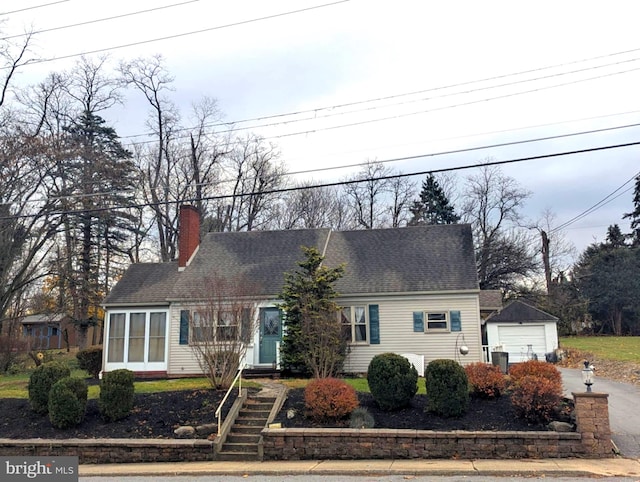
[215,363,244,436]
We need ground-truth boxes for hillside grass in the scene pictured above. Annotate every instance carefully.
[560,336,640,363]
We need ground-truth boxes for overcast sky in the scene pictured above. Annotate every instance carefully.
[4,0,640,257]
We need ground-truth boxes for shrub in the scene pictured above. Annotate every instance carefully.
[367,353,418,411]
[48,377,88,429]
[509,360,561,385]
[76,345,103,379]
[99,369,135,422]
[510,374,563,423]
[304,378,359,420]
[28,361,71,414]
[425,359,469,418]
[349,406,375,428]
[465,362,506,398]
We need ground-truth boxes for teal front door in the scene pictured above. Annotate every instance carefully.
[259,308,282,364]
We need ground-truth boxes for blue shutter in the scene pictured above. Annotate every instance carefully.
[179,310,189,345]
[450,310,461,332]
[413,312,424,332]
[369,305,380,344]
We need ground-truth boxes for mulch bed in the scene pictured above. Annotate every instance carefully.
[272,388,572,431]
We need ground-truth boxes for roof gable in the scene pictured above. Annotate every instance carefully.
[486,299,558,323]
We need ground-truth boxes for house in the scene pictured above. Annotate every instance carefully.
[21,313,75,350]
[485,299,559,364]
[102,205,483,377]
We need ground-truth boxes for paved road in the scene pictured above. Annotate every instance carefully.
[80,476,639,482]
[559,367,640,458]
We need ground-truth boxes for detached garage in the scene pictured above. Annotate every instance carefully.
[485,300,558,364]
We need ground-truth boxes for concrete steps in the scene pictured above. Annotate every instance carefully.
[217,396,276,461]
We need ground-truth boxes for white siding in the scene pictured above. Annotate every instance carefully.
[341,293,482,374]
[164,294,482,376]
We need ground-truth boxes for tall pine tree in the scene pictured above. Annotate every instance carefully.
[55,111,139,348]
[409,174,460,225]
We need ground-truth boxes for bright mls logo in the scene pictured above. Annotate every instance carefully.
[1,457,78,481]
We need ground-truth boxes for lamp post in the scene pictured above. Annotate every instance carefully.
[582,360,595,392]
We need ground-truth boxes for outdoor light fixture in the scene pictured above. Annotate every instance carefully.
[582,360,595,392]
[455,333,469,362]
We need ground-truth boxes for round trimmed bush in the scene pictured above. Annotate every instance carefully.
[367,353,418,411]
[509,360,561,385]
[99,369,135,422]
[510,374,563,423]
[304,378,359,420]
[28,361,71,414]
[76,345,103,379]
[425,359,469,417]
[465,362,506,398]
[48,377,88,429]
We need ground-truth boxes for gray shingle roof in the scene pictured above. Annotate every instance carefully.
[105,224,479,305]
[103,262,180,305]
[486,299,558,323]
[169,229,331,300]
[326,224,478,294]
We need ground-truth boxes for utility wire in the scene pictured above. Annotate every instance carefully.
[1,1,200,40]
[124,63,640,146]
[551,173,640,233]
[0,0,69,16]
[121,52,640,141]
[10,0,351,66]
[7,121,640,207]
[4,140,639,221]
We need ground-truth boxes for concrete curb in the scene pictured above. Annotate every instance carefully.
[79,457,640,478]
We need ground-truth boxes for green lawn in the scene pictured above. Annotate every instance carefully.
[560,336,640,363]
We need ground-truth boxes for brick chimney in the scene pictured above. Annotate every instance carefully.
[178,205,200,270]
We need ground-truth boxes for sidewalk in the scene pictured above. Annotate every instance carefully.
[80,457,640,478]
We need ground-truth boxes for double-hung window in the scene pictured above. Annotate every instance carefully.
[426,312,448,331]
[340,306,368,343]
[413,310,461,333]
[216,311,239,341]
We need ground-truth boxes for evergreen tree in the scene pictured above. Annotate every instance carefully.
[277,246,345,377]
[55,111,139,348]
[623,175,640,246]
[409,174,459,225]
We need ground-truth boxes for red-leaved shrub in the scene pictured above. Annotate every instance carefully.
[508,360,561,385]
[510,374,563,423]
[304,378,359,420]
[464,362,506,398]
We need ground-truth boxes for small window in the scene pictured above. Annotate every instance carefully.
[340,306,368,343]
[426,312,448,331]
[191,311,214,342]
[216,311,239,341]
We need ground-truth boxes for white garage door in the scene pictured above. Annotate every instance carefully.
[498,325,546,363]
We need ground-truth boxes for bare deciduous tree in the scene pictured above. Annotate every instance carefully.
[344,160,393,229]
[188,274,259,389]
[461,164,537,291]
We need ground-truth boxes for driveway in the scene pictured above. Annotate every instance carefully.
[560,367,640,459]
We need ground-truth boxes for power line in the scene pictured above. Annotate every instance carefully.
[1,1,201,40]
[124,63,640,147]
[551,174,640,234]
[7,121,639,207]
[4,140,639,221]
[121,52,640,141]
[0,0,69,16]
[12,0,351,66]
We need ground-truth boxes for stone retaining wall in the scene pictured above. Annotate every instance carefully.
[262,392,613,460]
[0,392,612,462]
[0,439,215,464]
